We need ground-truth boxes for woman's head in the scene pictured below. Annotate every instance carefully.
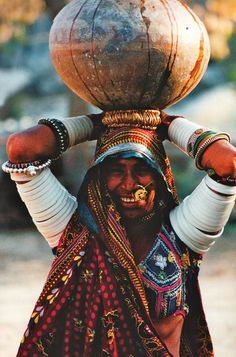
[77,127,178,232]
[94,126,178,209]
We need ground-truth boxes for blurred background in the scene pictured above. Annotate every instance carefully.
[0,0,235,356]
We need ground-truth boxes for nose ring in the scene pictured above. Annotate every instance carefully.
[133,181,153,201]
[133,185,147,200]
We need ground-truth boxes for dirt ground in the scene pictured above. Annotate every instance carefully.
[0,228,236,357]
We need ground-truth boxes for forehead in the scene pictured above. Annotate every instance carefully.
[105,157,153,170]
[110,157,145,164]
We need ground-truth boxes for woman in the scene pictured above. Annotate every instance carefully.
[4,113,236,356]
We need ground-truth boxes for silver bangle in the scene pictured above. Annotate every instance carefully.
[2,159,52,176]
[187,128,211,158]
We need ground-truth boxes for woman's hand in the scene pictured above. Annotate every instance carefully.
[7,124,57,163]
[157,111,183,141]
[200,139,236,178]
[87,112,105,140]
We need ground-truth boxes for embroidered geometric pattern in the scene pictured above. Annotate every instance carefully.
[139,225,191,320]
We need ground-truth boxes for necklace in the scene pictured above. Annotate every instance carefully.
[138,210,157,223]
[126,209,157,226]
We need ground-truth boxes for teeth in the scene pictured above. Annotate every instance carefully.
[121,197,142,203]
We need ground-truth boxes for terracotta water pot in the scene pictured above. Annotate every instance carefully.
[49,0,210,111]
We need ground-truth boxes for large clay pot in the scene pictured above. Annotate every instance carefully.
[49,0,210,111]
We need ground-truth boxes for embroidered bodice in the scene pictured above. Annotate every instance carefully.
[138,223,202,321]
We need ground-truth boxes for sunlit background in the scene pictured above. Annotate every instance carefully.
[0,1,235,356]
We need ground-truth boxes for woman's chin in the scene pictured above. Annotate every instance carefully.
[120,207,146,220]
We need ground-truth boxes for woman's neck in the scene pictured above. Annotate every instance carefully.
[124,212,162,264]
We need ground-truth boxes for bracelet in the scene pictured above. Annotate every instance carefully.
[193,131,217,157]
[2,159,51,176]
[195,133,230,170]
[38,118,69,160]
[207,169,236,187]
[187,129,217,159]
[187,128,206,158]
[4,159,43,169]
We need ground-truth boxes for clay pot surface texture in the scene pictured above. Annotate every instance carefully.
[49,0,210,111]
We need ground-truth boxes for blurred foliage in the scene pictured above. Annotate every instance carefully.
[0,0,45,43]
[227,35,236,83]
[0,0,235,62]
[188,0,236,60]
[0,0,70,44]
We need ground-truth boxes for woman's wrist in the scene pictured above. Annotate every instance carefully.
[38,114,104,150]
[168,118,231,173]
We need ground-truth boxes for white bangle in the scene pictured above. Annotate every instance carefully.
[25,190,69,216]
[182,184,235,232]
[13,168,52,191]
[22,189,69,216]
[35,203,75,231]
[60,115,94,147]
[168,118,208,155]
[10,172,41,182]
[205,175,236,195]
[170,207,222,254]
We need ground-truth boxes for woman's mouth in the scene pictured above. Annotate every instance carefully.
[120,195,144,204]
[121,196,136,203]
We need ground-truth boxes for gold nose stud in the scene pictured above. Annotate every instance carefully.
[134,185,148,200]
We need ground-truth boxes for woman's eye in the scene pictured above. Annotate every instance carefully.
[136,167,150,176]
[108,167,124,175]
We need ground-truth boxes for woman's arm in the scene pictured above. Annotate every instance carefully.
[162,114,236,253]
[7,124,58,163]
[6,114,99,164]
[4,114,102,248]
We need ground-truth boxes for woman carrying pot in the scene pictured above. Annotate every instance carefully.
[4,111,236,356]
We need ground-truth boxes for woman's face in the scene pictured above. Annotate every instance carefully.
[104,157,157,219]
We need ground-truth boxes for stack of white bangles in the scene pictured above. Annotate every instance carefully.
[11,169,78,248]
[60,115,94,147]
[170,175,236,253]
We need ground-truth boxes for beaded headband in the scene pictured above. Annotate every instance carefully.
[95,127,164,162]
[102,109,161,130]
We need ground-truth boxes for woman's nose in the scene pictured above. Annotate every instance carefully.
[121,172,137,191]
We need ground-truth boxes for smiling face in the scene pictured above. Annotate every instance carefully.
[103,157,157,219]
